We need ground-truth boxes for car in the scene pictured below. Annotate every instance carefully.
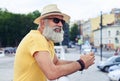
[97,56,120,72]
[108,64,120,72]
[4,47,16,54]
[0,49,4,57]
[68,41,75,48]
[108,69,120,81]
[0,50,4,54]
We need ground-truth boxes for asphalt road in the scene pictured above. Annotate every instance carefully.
[0,55,14,81]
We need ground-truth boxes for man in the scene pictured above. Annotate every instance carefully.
[13,4,95,81]
[78,38,83,53]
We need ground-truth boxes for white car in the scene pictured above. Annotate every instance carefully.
[108,69,120,81]
[0,49,4,57]
[97,56,120,72]
[108,64,120,72]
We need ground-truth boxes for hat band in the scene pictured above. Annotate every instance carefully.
[42,11,62,16]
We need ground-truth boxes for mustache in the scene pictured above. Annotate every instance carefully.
[52,26,62,33]
[53,26,61,29]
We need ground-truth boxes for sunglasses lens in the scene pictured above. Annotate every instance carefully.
[53,18,60,24]
[53,18,65,25]
[61,20,65,25]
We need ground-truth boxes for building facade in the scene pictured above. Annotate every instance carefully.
[93,25,120,49]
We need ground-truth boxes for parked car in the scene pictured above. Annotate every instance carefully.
[97,56,120,72]
[68,41,75,48]
[108,69,120,81]
[0,50,4,54]
[4,47,16,54]
[108,64,120,72]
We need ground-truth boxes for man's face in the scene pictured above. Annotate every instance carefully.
[42,15,64,43]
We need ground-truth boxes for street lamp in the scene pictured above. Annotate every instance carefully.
[100,11,103,61]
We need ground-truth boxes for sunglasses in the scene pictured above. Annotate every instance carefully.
[45,18,65,25]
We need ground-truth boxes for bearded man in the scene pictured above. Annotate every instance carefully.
[13,4,95,81]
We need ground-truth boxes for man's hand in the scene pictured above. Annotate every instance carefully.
[80,52,95,69]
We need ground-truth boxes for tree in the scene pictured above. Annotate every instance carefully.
[0,9,41,47]
[69,23,79,42]
[27,10,41,20]
[62,23,70,46]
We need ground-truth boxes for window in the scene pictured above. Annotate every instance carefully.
[109,40,111,43]
[116,30,119,35]
[115,57,120,62]
[115,37,119,43]
[108,31,111,37]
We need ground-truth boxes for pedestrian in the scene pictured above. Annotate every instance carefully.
[78,38,83,53]
[13,4,95,81]
[114,48,119,56]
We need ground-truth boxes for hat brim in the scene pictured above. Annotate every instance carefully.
[34,13,70,24]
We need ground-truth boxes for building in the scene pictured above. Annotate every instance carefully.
[93,24,120,49]
[82,20,92,42]
[82,14,115,43]
[82,8,120,46]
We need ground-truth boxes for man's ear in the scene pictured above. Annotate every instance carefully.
[40,19,45,29]
[41,19,46,26]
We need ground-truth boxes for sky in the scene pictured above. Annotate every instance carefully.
[0,0,120,21]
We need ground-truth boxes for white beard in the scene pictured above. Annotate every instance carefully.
[42,25,64,43]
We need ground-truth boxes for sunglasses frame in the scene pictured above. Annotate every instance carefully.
[45,18,65,25]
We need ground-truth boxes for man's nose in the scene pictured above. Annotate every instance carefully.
[57,21,63,27]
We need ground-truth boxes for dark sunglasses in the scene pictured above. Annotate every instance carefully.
[45,18,65,25]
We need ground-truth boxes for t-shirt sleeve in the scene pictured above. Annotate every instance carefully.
[28,34,50,56]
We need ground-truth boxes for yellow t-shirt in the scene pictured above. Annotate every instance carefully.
[13,30,55,81]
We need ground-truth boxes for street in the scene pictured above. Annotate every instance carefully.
[0,48,113,81]
[0,55,14,81]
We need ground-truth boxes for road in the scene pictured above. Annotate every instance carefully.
[0,55,14,81]
[0,48,112,81]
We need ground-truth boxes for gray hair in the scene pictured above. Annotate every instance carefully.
[37,19,48,30]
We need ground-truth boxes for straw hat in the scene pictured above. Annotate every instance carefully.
[34,4,70,24]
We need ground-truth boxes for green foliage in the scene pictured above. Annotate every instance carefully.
[69,23,79,41]
[27,10,41,19]
[0,9,40,47]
